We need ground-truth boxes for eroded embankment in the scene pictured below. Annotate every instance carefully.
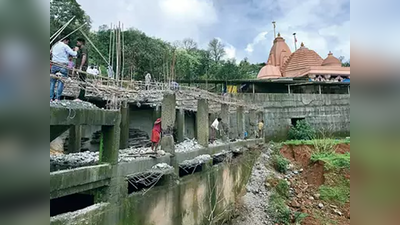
[229,140,350,225]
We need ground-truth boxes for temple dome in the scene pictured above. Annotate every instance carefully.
[257,64,281,79]
[281,42,324,77]
[321,51,342,67]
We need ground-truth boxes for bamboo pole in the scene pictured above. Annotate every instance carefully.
[108,23,113,65]
[50,16,75,42]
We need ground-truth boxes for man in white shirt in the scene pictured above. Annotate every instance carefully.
[50,37,78,101]
[145,72,151,90]
[210,118,222,143]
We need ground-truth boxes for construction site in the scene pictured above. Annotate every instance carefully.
[50,11,350,225]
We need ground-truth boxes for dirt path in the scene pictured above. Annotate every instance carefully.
[229,145,275,225]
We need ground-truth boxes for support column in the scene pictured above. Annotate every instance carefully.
[161,92,176,154]
[220,104,230,142]
[68,125,81,153]
[176,108,185,143]
[237,106,245,139]
[153,104,161,121]
[119,101,129,149]
[196,99,209,147]
[100,118,121,164]
[248,109,257,139]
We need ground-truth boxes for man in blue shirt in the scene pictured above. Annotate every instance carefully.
[50,37,78,101]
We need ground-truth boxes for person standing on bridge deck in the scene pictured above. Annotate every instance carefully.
[151,118,162,152]
[75,38,89,101]
[50,37,78,102]
[145,72,151,90]
[210,118,222,143]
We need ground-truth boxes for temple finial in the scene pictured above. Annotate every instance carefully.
[277,32,281,37]
[301,42,304,47]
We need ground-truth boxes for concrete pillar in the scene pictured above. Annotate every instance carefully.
[119,102,129,149]
[196,99,209,147]
[153,104,161,121]
[176,108,185,143]
[220,104,230,141]
[68,125,81,153]
[248,109,257,139]
[100,119,120,164]
[161,92,176,154]
[237,106,245,139]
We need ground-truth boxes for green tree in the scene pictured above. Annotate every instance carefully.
[208,38,225,63]
[50,0,91,41]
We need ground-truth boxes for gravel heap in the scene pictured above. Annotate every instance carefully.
[50,147,165,172]
[152,163,173,170]
[50,100,99,109]
[175,139,203,153]
[230,144,275,225]
[180,154,212,167]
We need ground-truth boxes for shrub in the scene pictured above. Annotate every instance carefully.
[311,152,350,170]
[276,180,290,198]
[273,154,289,173]
[294,212,308,224]
[319,184,350,204]
[268,193,291,225]
[288,120,315,140]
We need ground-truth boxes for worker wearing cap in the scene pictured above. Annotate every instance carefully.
[151,118,161,151]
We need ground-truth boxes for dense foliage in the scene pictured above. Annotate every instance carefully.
[288,120,316,140]
[50,0,264,81]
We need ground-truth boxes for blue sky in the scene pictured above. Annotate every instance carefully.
[77,0,350,63]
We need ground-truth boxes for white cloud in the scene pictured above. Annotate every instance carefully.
[224,44,236,60]
[245,31,269,53]
[77,0,218,42]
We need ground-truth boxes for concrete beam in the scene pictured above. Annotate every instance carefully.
[50,164,112,198]
[161,92,176,154]
[50,107,119,126]
[176,108,185,143]
[196,99,209,147]
[119,102,130,149]
[68,125,81,153]
[220,104,230,141]
[237,106,245,139]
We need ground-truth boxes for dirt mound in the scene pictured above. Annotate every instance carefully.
[280,143,350,225]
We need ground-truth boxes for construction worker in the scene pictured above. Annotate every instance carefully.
[257,120,264,138]
[151,118,161,152]
[50,37,78,101]
[210,118,222,143]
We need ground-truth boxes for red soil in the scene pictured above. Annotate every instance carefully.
[279,143,350,225]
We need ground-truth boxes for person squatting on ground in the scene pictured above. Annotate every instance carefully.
[75,38,89,101]
[257,120,264,138]
[151,118,161,152]
[210,118,222,143]
[50,37,78,101]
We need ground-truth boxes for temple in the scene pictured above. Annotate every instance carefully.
[257,33,350,82]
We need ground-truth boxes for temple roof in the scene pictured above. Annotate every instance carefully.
[266,33,292,68]
[321,51,342,67]
[257,65,281,79]
[282,43,324,77]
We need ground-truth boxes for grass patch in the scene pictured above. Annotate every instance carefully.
[311,152,350,170]
[282,138,350,146]
[272,154,289,173]
[293,212,308,224]
[276,180,290,198]
[319,176,350,204]
[268,192,291,225]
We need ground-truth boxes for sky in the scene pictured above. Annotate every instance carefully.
[76,0,350,63]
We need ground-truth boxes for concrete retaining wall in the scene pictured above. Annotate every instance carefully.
[232,93,350,141]
[50,140,262,225]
